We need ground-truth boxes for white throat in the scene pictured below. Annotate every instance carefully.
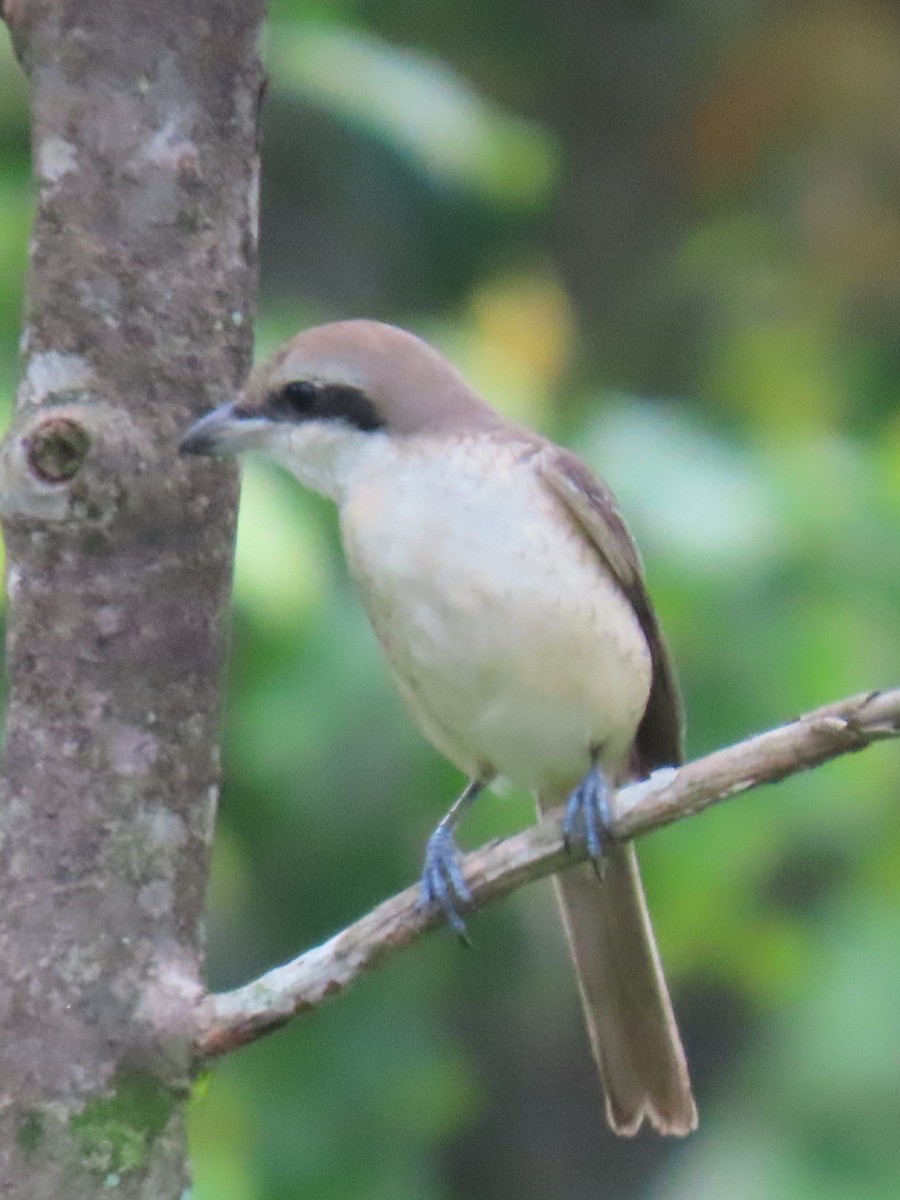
[266,421,392,503]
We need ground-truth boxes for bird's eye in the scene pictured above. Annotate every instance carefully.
[279,380,318,415]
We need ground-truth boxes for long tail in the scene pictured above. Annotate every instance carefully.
[539,798,697,1135]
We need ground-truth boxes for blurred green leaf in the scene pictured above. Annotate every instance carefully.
[233,460,330,631]
[268,22,559,209]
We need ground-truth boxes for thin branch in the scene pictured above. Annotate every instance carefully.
[192,688,900,1059]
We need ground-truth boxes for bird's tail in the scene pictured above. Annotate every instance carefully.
[538,797,697,1135]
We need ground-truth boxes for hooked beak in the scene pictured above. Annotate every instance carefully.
[180,400,265,458]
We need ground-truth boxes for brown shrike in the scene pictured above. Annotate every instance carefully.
[181,319,697,1136]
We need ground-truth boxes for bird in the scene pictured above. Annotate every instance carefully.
[180,318,697,1136]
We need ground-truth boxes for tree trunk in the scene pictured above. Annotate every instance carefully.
[0,2,263,1195]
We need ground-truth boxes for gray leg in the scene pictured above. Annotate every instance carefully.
[418,779,484,939]
[563,760,614,877]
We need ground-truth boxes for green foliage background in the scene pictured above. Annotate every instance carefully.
[2,3,899,1197]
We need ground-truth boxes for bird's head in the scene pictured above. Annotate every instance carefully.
[180,319,500,499]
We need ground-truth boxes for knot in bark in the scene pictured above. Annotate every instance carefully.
[24,414,91,482]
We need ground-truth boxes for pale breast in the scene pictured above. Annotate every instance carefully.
[339,436,652,792]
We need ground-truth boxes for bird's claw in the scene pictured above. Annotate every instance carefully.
[563,764,614,877]
[417,824,473,942]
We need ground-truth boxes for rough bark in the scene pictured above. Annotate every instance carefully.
[0,2,263,1196]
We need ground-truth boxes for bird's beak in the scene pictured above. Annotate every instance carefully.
[180,402,240,457]
[180,400,265,458]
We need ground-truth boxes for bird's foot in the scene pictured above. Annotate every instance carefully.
[417,824,473,943]
[563,763,614,877]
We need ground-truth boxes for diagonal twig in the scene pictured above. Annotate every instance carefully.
[192,688,900,1059]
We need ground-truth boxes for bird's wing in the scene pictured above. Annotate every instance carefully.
[535,445,683,774]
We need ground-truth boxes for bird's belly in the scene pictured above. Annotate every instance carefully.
[340,453,652,792]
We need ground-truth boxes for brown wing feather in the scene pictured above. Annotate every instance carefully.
[535,443,696,1135]
[536,446,683,776]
